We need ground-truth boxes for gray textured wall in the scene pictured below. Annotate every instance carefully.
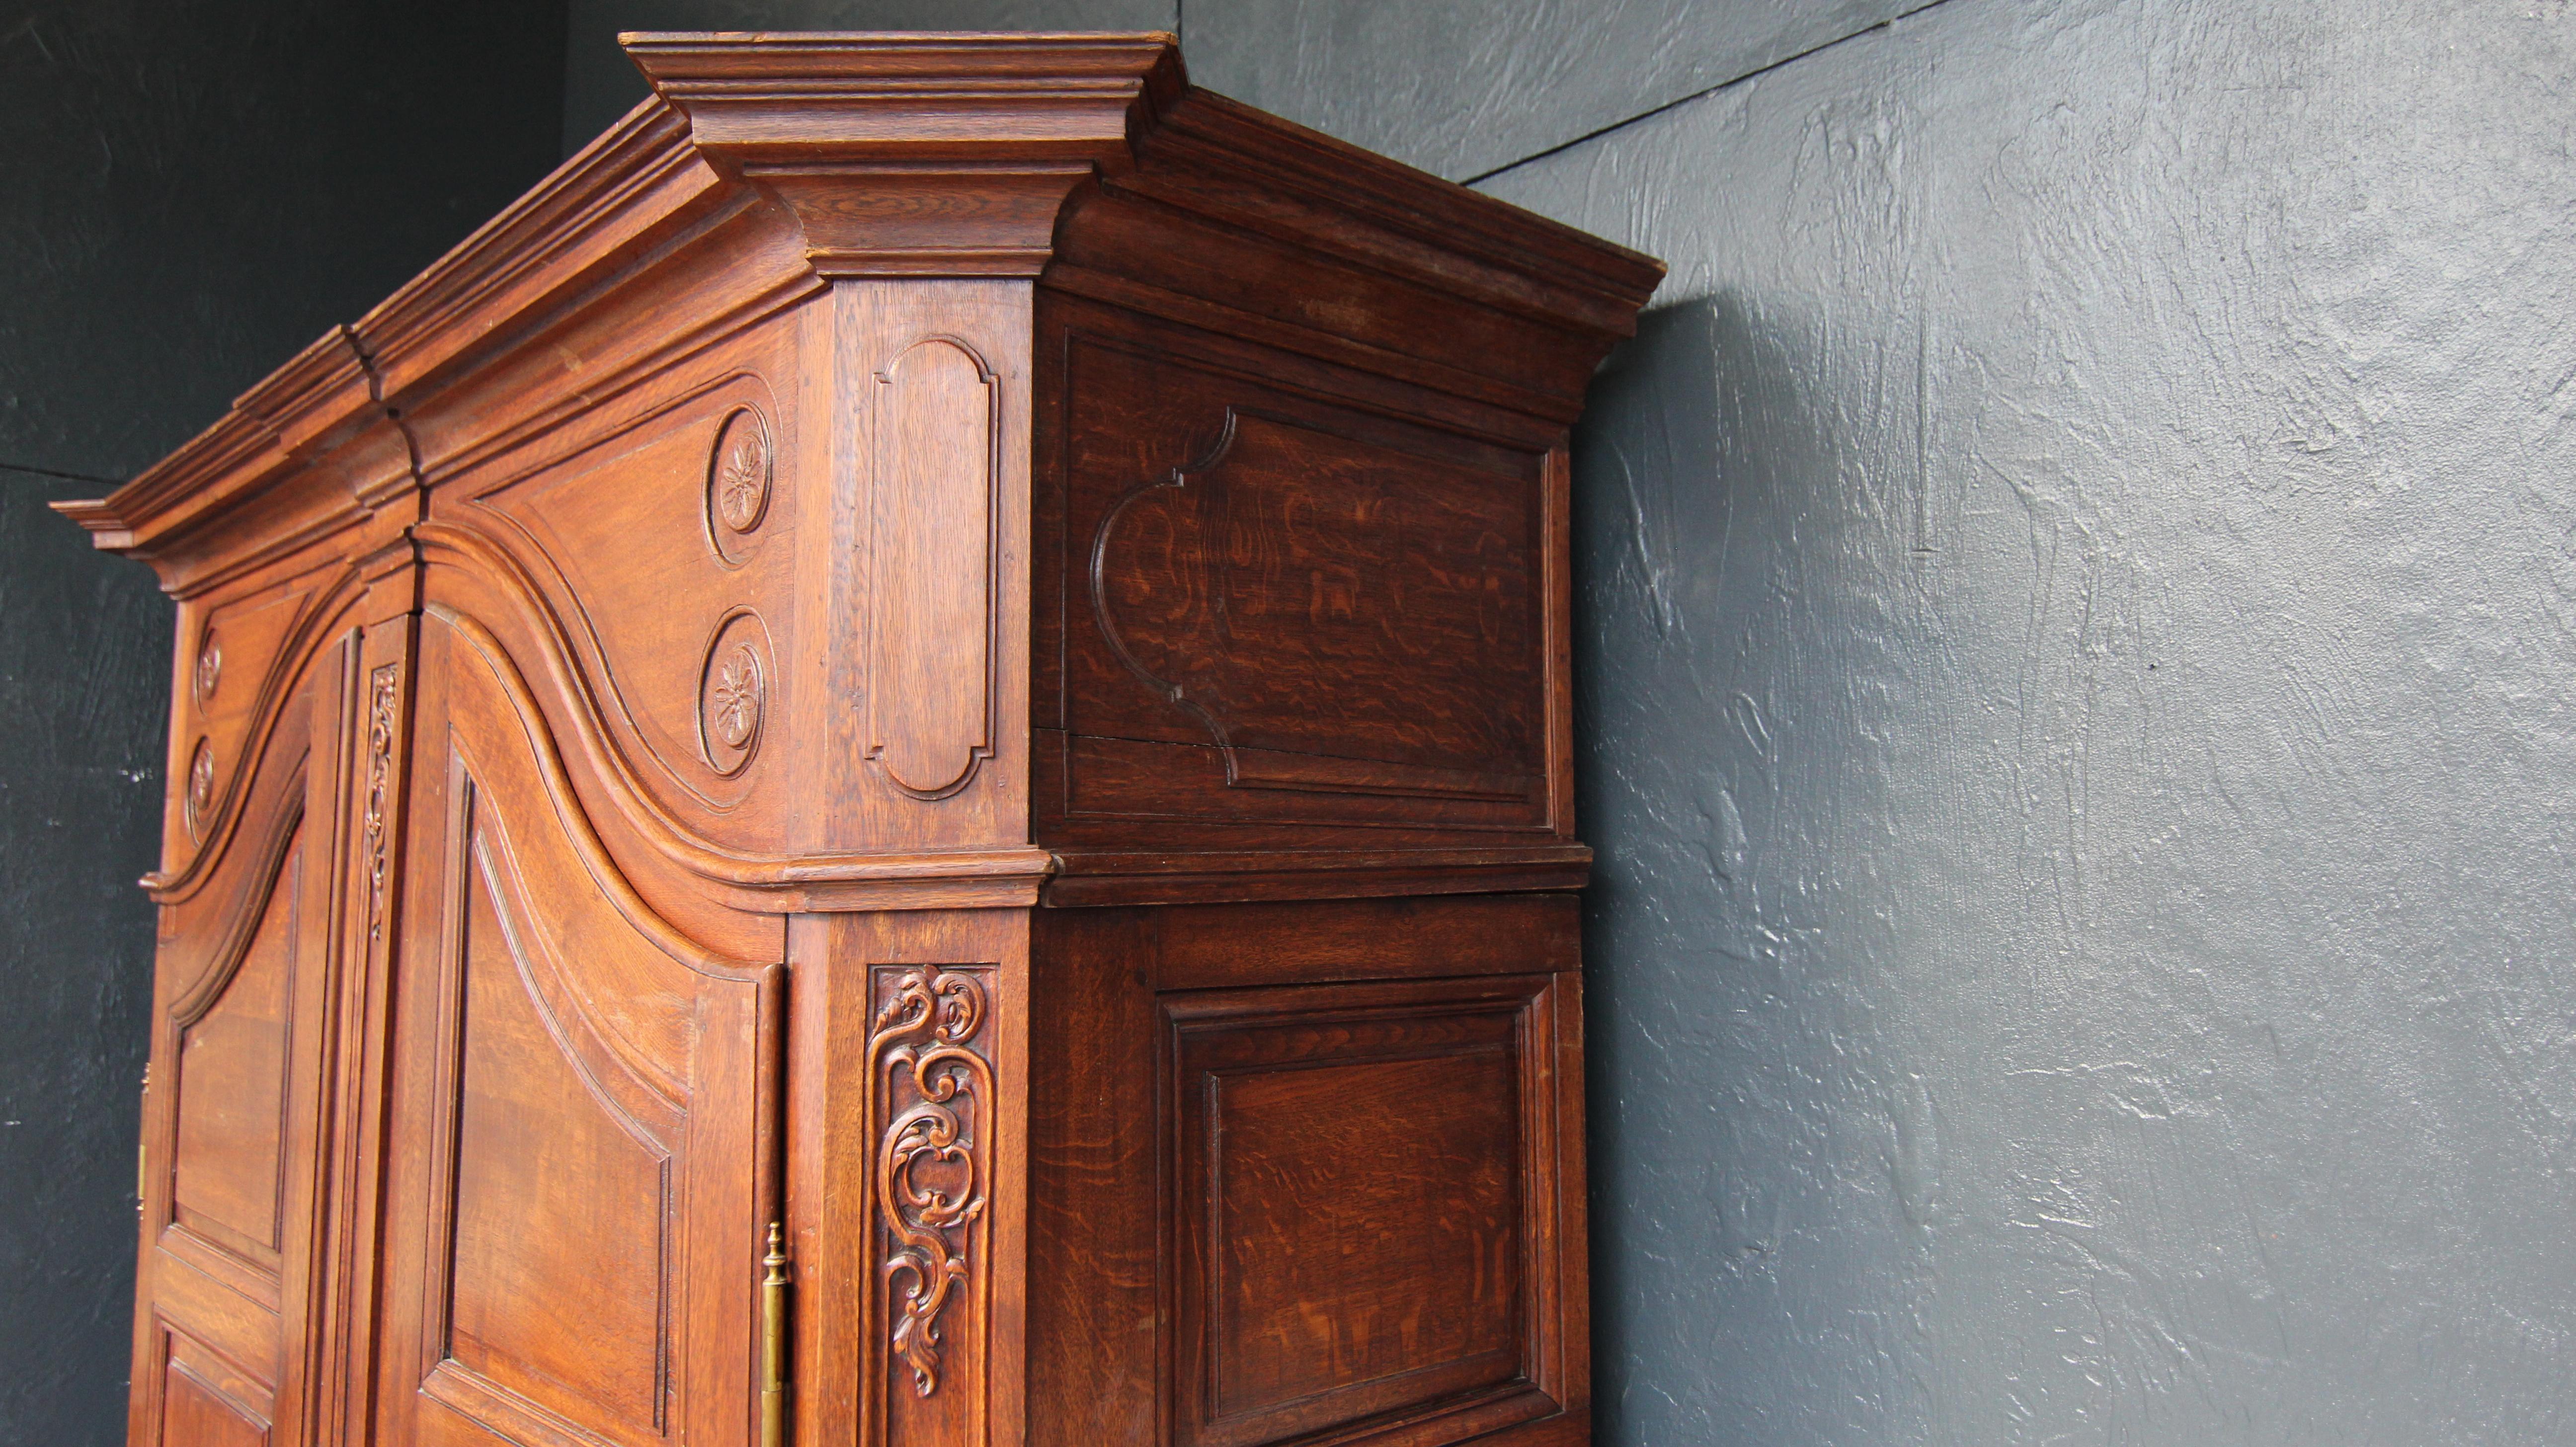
[575,2,2576,1441]
[1476,0,2576,1441]
[0,3,565,1440]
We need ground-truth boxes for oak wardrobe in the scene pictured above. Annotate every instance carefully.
[62,32,1661,1447]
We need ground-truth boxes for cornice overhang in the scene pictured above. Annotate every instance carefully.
[50,326,386,572]
[626,31,1186,279]
[62,32,1665,573]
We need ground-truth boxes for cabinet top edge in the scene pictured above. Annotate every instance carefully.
[75,32,1664,563]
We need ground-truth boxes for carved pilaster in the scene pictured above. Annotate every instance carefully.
[361,661,400,942]
[866,964,998,1429]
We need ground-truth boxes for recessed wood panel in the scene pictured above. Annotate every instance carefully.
[161,1329,273,1447]
[1209,1050,1520,1419]
[442,848,673,1436]
[1061,334,1552,832]
[869,335,1000,800]
[1170,977,1566,1447]
[170,832,300,1264]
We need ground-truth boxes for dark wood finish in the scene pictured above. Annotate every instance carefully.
[61,31,1656,1447]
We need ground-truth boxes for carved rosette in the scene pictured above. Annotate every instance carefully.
[866,965,994,1399]
[362,663,401,942]
[193,628,222,705]
[184,739,216,840]
[697,611,770,777]
[706,406,773,564]
[708,647,761,748]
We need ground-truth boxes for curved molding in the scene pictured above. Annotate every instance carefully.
[424,576,1048,917]
[457,370,781,817]
[441,616,773,987]
[148,561,371,905]
[1089,409,1237,754]
[464,773,690,1132]
[169,776,307,1026]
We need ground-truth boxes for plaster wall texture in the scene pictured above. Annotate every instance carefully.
[547,0,2576,1441]
[559,0,1919,178]
[1466,0,2576,1441]
[1184,0,1931,181]
[0,4,565,1440]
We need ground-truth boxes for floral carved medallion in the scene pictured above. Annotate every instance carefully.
[194,629,222,705]
[697,612,771,777]
[709,646,762,749]
[707,406,773,563]
[184,739,216,840]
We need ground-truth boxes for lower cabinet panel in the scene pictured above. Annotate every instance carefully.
[1167,975,1574,1447]
[1031,896,1589,1447]
[160,1327,275,1447]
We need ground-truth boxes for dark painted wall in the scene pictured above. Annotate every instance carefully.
[0,3,565,1439]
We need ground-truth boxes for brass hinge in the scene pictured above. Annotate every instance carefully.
[761,1221,793,1447]
[135,1064,151,1213]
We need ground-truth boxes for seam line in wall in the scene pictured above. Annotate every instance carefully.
[1460,0,1956,188]
[0,459,121,487]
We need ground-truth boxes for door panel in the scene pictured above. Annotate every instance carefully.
[440,806,677,1435]
[134,626,382,1447]
[170,852,300,1266]
[162,1327,276,1447]
[376,606,775,1447]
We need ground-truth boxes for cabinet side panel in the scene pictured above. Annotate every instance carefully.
[829,281,1034,855]
[1026,907,1163,1447]
[1029,896,1589,1447]
[1048,324,1553,837]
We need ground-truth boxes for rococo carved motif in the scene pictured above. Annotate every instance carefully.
[362,663,401,942]
[866,965,994,1398]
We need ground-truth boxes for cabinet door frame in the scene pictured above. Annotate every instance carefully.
[129,602,404,1447]
[368,599,781,1447]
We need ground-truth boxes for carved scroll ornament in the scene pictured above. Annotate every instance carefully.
[867,965,993,1398]
[362,663,401,942]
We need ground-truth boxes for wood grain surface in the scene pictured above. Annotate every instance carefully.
[59,32,1655,1447]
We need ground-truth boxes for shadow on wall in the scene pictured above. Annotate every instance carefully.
[1567,290,1929,1439]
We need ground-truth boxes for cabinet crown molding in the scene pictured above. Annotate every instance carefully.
[621,30,1188,165]
[59,32,1662,571]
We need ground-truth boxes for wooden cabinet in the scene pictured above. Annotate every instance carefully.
[62,33,1659,1447]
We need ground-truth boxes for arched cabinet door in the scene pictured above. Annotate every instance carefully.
[130,642,345,1447]
[371,603,778,1447]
